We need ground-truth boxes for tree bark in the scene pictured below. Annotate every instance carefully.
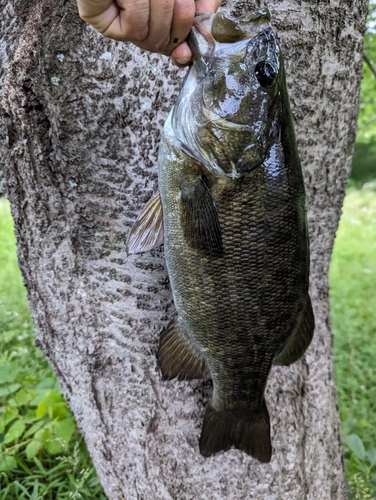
[0,0,368,498]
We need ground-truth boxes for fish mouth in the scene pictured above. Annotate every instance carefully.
[189,10,272,56]
[211,10,271,43]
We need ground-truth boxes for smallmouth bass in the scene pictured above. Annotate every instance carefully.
[127,9,314,463]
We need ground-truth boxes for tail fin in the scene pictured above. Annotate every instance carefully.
[199,401,271,462]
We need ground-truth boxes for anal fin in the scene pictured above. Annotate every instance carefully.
[158,314,207,380]
[273,294,315,366]
[180,175,223,257]
[126,193,163,255]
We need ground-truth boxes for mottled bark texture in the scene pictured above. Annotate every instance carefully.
[0,0,368,498]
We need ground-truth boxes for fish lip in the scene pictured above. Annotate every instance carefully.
[192,9,272,44]
[189,11,274,58]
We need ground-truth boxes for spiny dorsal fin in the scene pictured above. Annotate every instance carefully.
[180,175,223,257]
[158,314,207,381]
[126,193,164,255]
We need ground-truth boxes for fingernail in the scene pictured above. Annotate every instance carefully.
[175,57,191,65]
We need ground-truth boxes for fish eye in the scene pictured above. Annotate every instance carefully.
[254,61,277,88]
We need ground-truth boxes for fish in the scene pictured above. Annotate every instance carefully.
[127,9,314,463]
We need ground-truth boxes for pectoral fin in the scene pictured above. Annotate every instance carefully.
[273,295,315,366]
[126,193,164,255]
[180,175,223,256]
[158,314,207,380]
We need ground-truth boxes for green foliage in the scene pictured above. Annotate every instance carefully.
[330,187,376,499]
[357,1,376,143]
[350,142,376,187]
[349,2,376,189]
[340,17,376,498]
[0,199,107,499]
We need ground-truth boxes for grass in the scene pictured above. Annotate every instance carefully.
[0,198,107,499]
[0,177,376,497]
[330,183,376,499]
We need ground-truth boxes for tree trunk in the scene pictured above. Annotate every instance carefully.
[0,0,368,498]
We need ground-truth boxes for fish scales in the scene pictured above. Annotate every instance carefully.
[127,9,314,462]
[160,132,306,407]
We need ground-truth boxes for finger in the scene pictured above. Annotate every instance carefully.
[195,0,221,13]
[171,41,193,66]
[161,0,195,55]
[145,0,175,52]
[77,0,113,19]
[81,0,150,42]
[108,0,150,41]
[79,4,124,39]
[169,0,221,62]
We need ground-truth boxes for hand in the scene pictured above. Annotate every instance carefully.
[77,0,221,66]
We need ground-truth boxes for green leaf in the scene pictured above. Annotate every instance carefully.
[24,409,38,423]
[0,383,21,397]
[25,440,43,460]
[345,433,366,461]
[0,362,18,384]
[53,417,76,443]
[24,421,46,438]
[4,419,26,444]
[36,390,64,418]
[0,407,18,433]
[0,455,17,472]
[44,436,65,455]
[29,389,50,407]
[37,420,72,454]
[50,402,70,420]
[1,330,18,344]
[35,377,58,390]
[34,427,51,444]
[14,389,34,406]
[367,448,376,466]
